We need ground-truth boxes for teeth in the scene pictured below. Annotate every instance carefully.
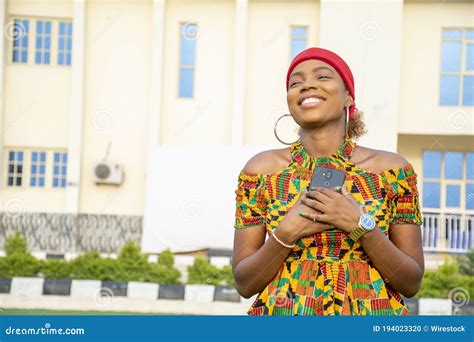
[302,97,323,105]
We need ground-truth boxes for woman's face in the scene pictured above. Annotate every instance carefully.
[287,59,350,130]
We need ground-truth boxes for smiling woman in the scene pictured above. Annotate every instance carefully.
[231,47,424,316]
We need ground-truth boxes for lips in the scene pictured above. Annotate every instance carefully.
[298,94,326,108]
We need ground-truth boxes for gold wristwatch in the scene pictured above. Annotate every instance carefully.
[348,209,376,242]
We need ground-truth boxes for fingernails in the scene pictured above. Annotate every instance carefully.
[336,185,342,191]
[298,211,305,217]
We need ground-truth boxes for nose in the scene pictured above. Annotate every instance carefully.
[300,79,318,92]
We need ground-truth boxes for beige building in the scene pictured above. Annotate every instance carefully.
[0,0,473,265]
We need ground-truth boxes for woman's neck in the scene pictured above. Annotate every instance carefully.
[299,128,346,159]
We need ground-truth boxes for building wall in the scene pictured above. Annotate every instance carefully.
[2,0,73,212]
[245,0,319,145]
[399,1,474,135]
[79,0,151,215]
[161,0,234,145]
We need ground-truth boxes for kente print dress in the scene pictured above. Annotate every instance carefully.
[233,136,422,316]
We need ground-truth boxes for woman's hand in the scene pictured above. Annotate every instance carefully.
[275,188,334,245]
[300,184,363,234]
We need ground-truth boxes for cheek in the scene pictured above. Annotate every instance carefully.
[324,81,346,99]
[287,90,298,107]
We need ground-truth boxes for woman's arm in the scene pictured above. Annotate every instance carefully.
[358,223,424,297]
[232,224,295,298]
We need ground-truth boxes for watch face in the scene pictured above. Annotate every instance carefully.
[360,214,376,230]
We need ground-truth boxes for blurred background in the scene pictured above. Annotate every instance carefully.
[0,0,473,315]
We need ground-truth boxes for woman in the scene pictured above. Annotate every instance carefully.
[232,47,424,316]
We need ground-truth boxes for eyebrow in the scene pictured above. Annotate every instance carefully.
[289,66,334,79]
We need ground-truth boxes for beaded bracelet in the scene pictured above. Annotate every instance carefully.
[272,230,296,248]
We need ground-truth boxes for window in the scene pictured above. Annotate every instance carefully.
[440,29,474,106]
[58,21,72,65]
[10,17,72,66]
[7,151,24,186]
[52,152,67,188]
[12,19,29,63]
[35,20,51,64]
[30,151,46,187]
[290,26,308,59]
[179,23,197,98]
[422,150,473,210]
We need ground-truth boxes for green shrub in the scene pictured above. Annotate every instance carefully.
[4,232,30,256]
[158,249,175,268]
[0,233,40,278]
[187,256,224,286]
[40,259,72,279]
[145,264,182,285]
[0,234,182,285]
[220,264,235,287]
[69,252,116,281]
[458,249,474,276]
[416,259,474,301]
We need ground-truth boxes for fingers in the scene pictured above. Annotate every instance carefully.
[308,186,337,199]
[302,193,327,212]
[298,211,330,225]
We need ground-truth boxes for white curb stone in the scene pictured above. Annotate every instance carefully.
[127,282,159,300]
[10,277,44,297]
[185,285,215,303]
[70,280,101,299]
[418,298,453,315]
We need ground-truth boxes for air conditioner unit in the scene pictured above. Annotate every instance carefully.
[93,162,124,185]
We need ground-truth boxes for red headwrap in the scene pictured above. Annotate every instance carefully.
[286,47,357,118]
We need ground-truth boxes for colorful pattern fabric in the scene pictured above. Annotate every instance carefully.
[234,136,422,316]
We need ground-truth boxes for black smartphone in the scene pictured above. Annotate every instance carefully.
[309,167,345,190]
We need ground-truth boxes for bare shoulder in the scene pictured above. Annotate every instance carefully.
[242,147,293,175]
[353,145,410,174]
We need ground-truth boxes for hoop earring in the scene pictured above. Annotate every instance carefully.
[345,107,350,137]
[273,114,300,145]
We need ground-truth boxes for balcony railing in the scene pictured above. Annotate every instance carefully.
[422,211,474,253]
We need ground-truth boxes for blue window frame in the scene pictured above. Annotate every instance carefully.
[58,22,73,65]
[52,152,67,188]
[179,23,197,98]
[30,151,46,187]
[12,19,29,63]
[290,26,308,59]
[35,20,52,64]
[7,151,24,187]
[423,150,474,210]
[440,29,474,106]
